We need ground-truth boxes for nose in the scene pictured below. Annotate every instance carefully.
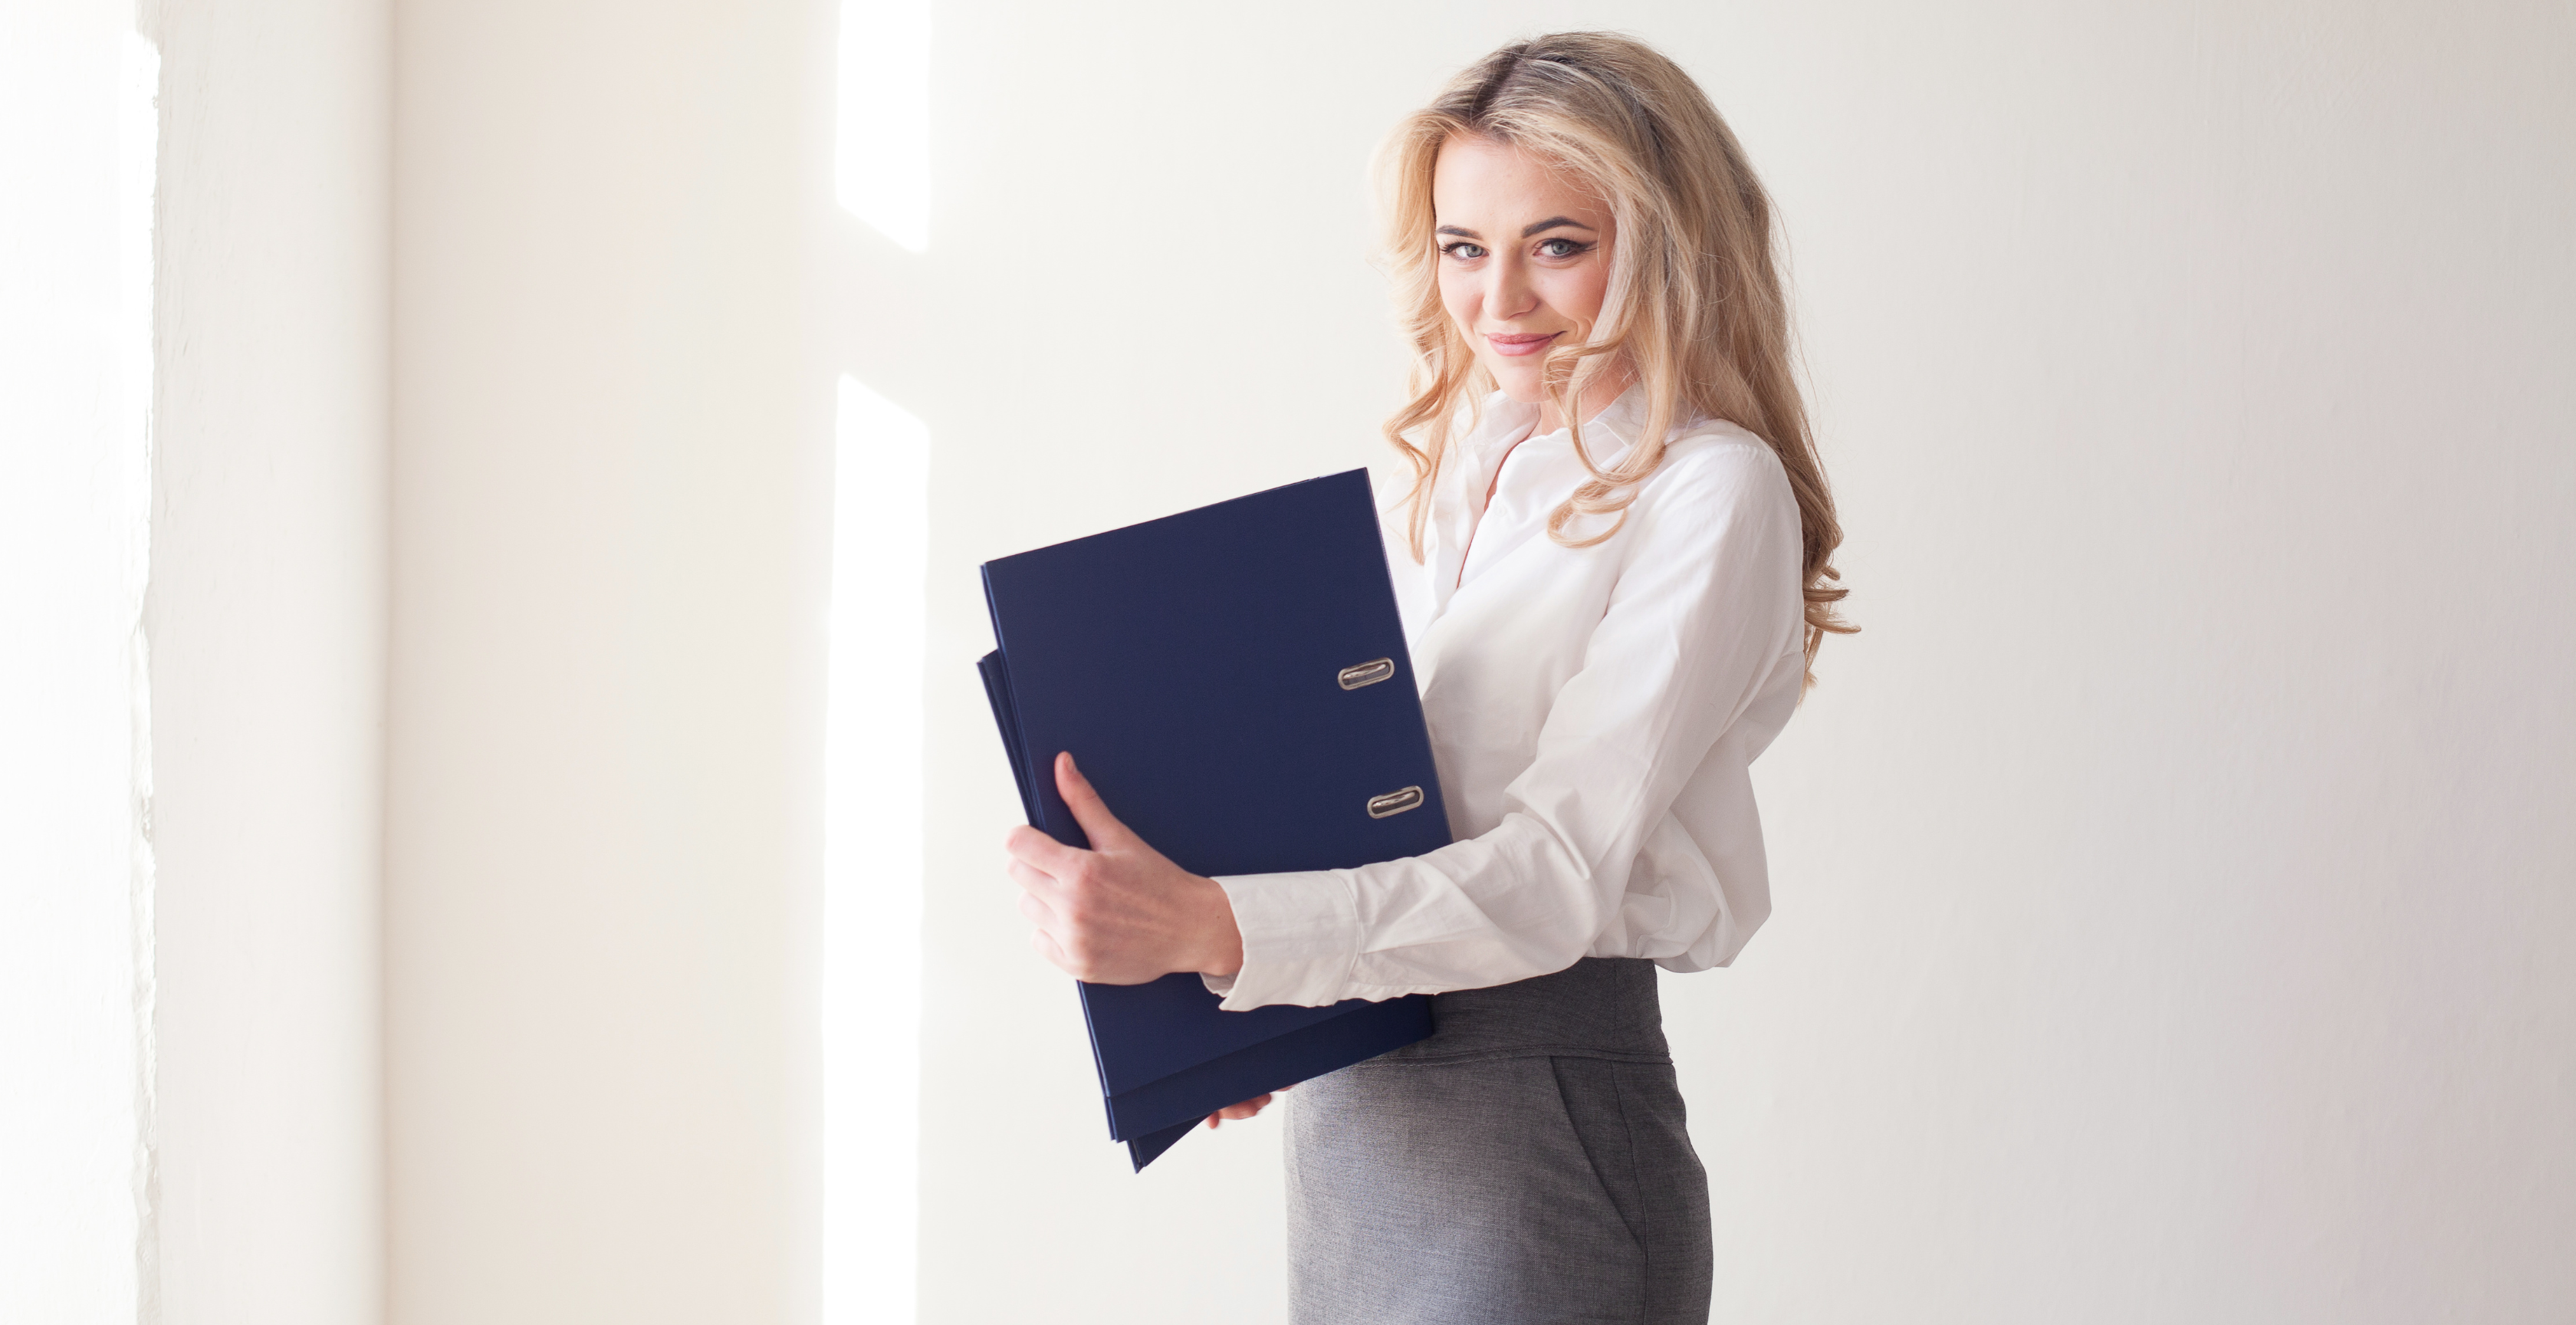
[1484,252,1539,326]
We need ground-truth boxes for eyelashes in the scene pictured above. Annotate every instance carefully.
[1438,238,1597,262]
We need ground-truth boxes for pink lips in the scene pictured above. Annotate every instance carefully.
[1485,331,1561,358]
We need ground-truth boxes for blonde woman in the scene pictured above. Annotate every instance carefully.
[1003,31,1848,1323]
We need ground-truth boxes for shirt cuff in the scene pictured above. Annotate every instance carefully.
[1203,870,1362,1010]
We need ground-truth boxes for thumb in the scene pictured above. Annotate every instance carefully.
[1054,751,1134,850]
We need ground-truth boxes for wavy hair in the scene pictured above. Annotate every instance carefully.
[1376,31,1853,682]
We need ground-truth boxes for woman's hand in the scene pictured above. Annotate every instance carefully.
[1205,1090,1280,1129]
[1005,751,1244,985]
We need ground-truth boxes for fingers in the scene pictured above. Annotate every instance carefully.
[1053,752,1134,850]
[1006,827,1086,976]
[1205,1093,1276,1128]
[1004,823,1083,875]
[1007,858,1062,901]
[1014,870,1085,978]
[1028,925,1074,975]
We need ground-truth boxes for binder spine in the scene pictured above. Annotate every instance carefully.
[981,646,1128,1115]
[974,650,1041,827]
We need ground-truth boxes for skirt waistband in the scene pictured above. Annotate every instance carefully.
[1367,956,1671,1067]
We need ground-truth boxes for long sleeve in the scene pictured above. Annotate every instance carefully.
[1207,436,1808,1010]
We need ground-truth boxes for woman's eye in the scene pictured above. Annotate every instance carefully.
[1440,241,1487,261]
[1538,238,1589,258]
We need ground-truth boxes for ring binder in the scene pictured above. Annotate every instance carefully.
[978,469,1447,1171]
[1337,657,1396,690]
[1367,786,1426,819]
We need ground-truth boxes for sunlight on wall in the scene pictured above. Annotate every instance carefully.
[823,376,929,1324]
[835,0,930,251]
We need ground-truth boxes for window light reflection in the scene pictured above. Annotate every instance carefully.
[823,376,929,1324]
[835,0,931,251]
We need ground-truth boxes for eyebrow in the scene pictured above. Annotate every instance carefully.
[1434,217,1598,241]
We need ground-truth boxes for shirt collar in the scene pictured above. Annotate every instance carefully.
[1474,383,1651,468]
[1467,382,1648,444]
[1424,384,1657,616]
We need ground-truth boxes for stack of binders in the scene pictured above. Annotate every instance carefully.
[978,469,1449,1170]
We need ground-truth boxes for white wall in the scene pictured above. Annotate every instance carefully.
[143,2,390,1323]
[0,4,154,1320]
[1638,5,2576,1320]
[343,0,2576,1321]
[902,3,2576,1323]
[7,3,389,1320]
[385,2,819,1321]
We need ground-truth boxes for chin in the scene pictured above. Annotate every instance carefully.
[1487,370,1549,406]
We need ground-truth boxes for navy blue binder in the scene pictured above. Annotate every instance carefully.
[978,469,1448,1170]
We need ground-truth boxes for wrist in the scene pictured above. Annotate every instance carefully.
[1194,874,1244,978]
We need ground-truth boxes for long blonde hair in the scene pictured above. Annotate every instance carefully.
[1377,31,1853,680]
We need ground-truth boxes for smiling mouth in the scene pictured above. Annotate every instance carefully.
[1485,331,1561,358]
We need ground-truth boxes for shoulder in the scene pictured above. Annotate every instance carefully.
[1610,422,1804,604]
[1633,419,1796,523]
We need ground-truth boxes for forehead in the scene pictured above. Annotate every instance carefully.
[1431,134,1605,222]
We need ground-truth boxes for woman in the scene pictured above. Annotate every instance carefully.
[1004,31,1850,1325]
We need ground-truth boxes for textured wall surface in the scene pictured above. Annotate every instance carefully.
[144,2,390,1323]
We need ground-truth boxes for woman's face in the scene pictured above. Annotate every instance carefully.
[1431,133,1618,409]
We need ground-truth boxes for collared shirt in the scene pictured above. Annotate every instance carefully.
[1205,388,1809,1010]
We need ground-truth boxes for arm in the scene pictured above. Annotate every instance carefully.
[1208,442,1805,1008]
[1001,442,1801,1011]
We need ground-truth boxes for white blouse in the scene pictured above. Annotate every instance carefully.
[1205,388,1810,1011]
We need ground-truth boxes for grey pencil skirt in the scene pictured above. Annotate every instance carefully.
[1283,957,1713,1325]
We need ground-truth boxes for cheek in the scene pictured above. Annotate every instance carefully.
[1546,261,1612,327]
[1438,267,1478,330]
